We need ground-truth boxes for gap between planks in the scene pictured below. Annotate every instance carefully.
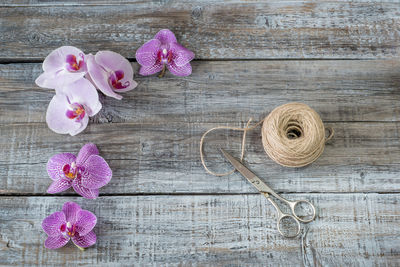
[0,58,371,64]
[1,192,399,197]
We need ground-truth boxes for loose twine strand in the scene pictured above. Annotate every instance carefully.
[200,103,334,176]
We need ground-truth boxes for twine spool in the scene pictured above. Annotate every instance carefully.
[261,102,332,167]
[200,102,333,176]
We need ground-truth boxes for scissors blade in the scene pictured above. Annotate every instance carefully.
[220,149,272,194]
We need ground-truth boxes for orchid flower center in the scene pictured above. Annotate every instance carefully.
[108,70,130,90]
[60,221,76,237]
[157,48,173,64]
[63,162,78,179]
[65,54,84,72]
[66,103,86,122]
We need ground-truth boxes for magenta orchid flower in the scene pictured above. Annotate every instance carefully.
[87,51,138,100]
[47,143,112,199]
[36,46,88,89]
[136,29,195,77]
[42,202,97,250]
[46,78,101,136]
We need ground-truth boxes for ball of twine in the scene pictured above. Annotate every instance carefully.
[261,102,332,167]
[200,102,333,176]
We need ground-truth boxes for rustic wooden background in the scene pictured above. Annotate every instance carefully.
[1,1,400,266]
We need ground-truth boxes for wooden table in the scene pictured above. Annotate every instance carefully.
[1,1,400,266]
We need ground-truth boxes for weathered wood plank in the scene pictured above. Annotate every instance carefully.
[0,1,399,60]
[1,121,400,194]
[0,194,399,266]
[1,60,400,125]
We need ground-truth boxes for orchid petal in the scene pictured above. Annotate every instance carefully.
[71,230,96,248]
[60,78,102,117]
[95,51,132,76]
[47,178,73,194]
[112,80,138,93]
[43,46,86,73]
[44,235,70,249]
[135,39,161,67]
[62,202,82,224]
[76,143,99,165]
[37,46,87,89]
[95,51,137,93]
[139,62,164,76]
[87,55,123,100]
[154,29,177,45]
[167,62,192,77]
[170,42,195,67]
[42,211,66,237]
[35,71,58,89]
[53,70,86,89]
[80,155,112,189]
[47,153,76,181]
[36,70,86,90]
[46,94,88,136]
[68,115,89,136]
[72,178,99,199]
[74,210,97,236]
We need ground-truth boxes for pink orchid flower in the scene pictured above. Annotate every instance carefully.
[87,51,138,100]
[36,46,88,89]
[136,29,195,77]
[46,78,102,136]
[47,143,112,199]
[42,202,97,250]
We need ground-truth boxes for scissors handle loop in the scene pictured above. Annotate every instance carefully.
[277,214,301,238]
[265,194,316,238]
[288,199,316,223]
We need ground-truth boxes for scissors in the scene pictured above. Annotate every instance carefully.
[220,149,316,238]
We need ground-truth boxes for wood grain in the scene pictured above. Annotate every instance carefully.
[1,1,400,265]
[0,1,399,60]
[1,60,400,125]
[1,121,400,195]
[0,194,399,266]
